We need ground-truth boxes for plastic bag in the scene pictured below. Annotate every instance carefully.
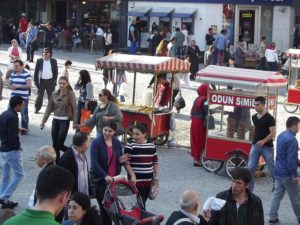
[149,182,159,200]
[80,109,92,133]
[203,197,226,211]
[107,81,114,93]
[119,82,128,96]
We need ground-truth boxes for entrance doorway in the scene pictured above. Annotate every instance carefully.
[239,10,255,44]
[56,1,67,24]
[234,6,260,46]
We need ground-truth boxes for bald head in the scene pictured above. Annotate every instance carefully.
[179,190,200,213]
[36,146,56,167]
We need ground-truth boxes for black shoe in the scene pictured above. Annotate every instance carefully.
[190,75,195,81]
[269,218,279,224]
[34,110,39,114]
[0,200,18,209]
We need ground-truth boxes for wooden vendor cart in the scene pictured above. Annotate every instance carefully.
[96,53,190,145]
[197,65,288,177]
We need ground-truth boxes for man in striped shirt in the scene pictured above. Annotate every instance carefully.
[8,60,32,134]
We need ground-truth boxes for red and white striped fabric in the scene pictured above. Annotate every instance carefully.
[197,65,288,88]
[285,49,300,58]
[96,53,190,73]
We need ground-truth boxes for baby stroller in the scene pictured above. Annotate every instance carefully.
[103,179,164,225]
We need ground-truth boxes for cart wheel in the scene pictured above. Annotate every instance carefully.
[225,154,247,178]
[200,151,224,173]
[283,99,299,113]
[153,134,169,146]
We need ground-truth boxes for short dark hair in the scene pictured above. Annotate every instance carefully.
[9,96,24,108]
[175,27,180,32]
[65,60,72,66]
[73,132,89,147]
[14,59,23,66]
[43,47,52,54]
[35,165,74,202]
[254,96,266,105]
[261,36,267,41]
[286,116,300,128]
[208,28,212,32]
[230,167,251,184]
[133,123,147,134]
[136,17,140,21]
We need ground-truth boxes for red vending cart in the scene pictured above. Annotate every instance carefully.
[96,53,190,145]
[197,65,288,177]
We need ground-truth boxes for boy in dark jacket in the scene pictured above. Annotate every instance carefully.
[209,168,264,225]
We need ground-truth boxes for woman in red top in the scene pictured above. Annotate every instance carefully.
[190,84,210,166]
[6,39,22,78]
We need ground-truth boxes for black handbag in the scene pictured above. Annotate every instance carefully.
[207,115,215,130]
[88,100,98,113]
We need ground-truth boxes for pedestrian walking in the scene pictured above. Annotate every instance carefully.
[269,116,300,224]
[0,69,3,101]
[128,19,138,54]
[6,39,22,79]
[213,29,228,64]
[3,166,74,225]
[124,123,159,207]
[256,36,267,70]
[186,39,201,80]
[265,42,279,71]
[204,45,215,67]
[76,89,123,136]
[25,22,38,62]
[18,13,27,48]
[205,28,215,49]
[75,70,94,124]
[247,96,276,192]
[166,190,209,225]
[33,47,58,114]
[104,27,113,56]
[0,96,25,209]
[209,168,264,225]
[173,27,186,60]
[43,22,56,51]
[62,60,72,78]
[58,132,91,196]
[62,192,101,225]
[233,42,246,68]
[89,121,131,225]
[40,76,77,162]
[190,84,209,167]
[8,60,32,134]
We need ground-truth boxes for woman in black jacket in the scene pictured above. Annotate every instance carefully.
[186,39,201,81]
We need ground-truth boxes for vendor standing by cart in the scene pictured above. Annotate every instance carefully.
[247,96,276,192]
[190,84,209,167]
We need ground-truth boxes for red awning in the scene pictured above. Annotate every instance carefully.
[96,53,190,73]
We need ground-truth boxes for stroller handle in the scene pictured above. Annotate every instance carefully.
[139,215,164,225]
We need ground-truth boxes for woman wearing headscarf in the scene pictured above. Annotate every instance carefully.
[190,84,209,166]
[186,39,201,80]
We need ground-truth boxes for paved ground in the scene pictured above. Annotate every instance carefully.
[0,44,299,224]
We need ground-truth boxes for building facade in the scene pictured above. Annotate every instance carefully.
[127,0,300,51]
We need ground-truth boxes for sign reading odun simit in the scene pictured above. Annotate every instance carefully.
[209,93,276,109]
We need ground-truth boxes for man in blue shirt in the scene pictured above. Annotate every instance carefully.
[269,116,300,224]
[213,29,228,64]
[8,60,31,134]
[0,96,25,209]
[26,22,38,62]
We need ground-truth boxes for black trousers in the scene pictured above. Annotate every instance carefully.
[137,185,151,208]
[26,43,35,61]
[96,183,112,225]
[35,79,55,111]
[51,119,70,162]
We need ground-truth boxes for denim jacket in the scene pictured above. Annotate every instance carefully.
[275,129,300,179]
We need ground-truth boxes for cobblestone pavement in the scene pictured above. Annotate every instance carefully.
[0,44,299,224]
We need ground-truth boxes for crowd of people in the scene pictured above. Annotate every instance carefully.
[0,14,300,225]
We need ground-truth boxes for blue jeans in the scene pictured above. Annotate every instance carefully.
[247,144,275,192]
[269,177,300,221]
[129,41,137,55]
[0,150,24,201]
[21,98,29,129]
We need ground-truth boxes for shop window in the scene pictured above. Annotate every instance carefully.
[182,18,194,35]
[138,17,149,33]
[260,6,273,46]
[159,17,171,31]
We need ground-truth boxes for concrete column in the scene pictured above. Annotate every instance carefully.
[272,6,294,50]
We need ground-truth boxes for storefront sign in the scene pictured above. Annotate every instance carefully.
[209,93,276,109]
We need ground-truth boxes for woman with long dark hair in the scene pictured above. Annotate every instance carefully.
[90,121,132,225]
[75,70,94,124]
[41,76,77,162]
[62,192,101,225]
[76,89,123,136]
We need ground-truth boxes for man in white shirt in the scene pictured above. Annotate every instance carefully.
[265,42,279,71]
[95,24,104,51]
[33,47,58,114]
